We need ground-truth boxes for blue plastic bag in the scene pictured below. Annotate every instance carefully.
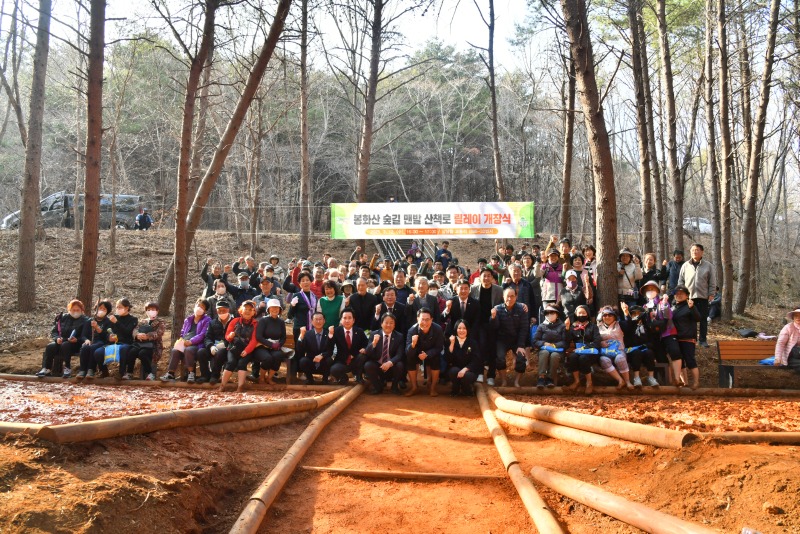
[542,345,564,353]
[600,340,621,356]
[529,324,538,341]
[758,356,775,366]
[104,344,120,365]
[574,343,598,355]
[626,345,648,354]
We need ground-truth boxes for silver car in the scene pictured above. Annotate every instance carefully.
[1,191,144,230]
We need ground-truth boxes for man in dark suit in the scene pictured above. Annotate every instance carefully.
[372,286,407,334]
[297,312,332,385]
[441,280,480,338]
[363,313,405,394]
[347,277,378,332]
[470,268,505,386]
[405,308,444,397]
[405,277,439,325]
[329,309,368,385]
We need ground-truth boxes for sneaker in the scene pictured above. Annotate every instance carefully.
[160,372,175,382]
[76,371,86,379]
[36,368,51,377]
[633,376,642,388]
[487,378,495,387]
[187,372,196,384]
[645,376,660,387]
[698,341,710,348]
[545,378,555,388]
[476,374,484,383]
[145,373,156,381]
[121,373,133,380]
[536,377,546,389]
[62,368,72,378]
[86,369,95,379]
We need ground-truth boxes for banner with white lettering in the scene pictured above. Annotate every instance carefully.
[331,202,535,239]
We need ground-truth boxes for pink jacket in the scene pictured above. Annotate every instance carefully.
[598,321,625,351]
[775,322,800,366]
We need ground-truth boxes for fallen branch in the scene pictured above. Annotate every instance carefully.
[229,384,364,534]
[202,412,309,434]
[529,466,717,534]
[476,384,564,533]
[300,466,504,480]
[487,387,697,449]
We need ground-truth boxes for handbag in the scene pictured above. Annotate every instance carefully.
[104,344,120,365]
[133,324,155,350]
[646,305,668,337]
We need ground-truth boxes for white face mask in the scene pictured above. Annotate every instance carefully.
[216,287,226,295]
[146,310,158,319]
[70,311,82,319]
[429,290,438,297]
[194,306,204,315]
[646,291,658,300]
[218,312,230,322]
[96,309,107,318]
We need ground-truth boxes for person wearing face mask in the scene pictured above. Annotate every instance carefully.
[637,253,667,304]
[775,307,800,372]
[124,302,166,380]
[196,300,234,384]
[670,286,701,389]
[253,299,288,385]
[560,270,588,323]
[77,300,113,379]
[227,271,259,308]
[640,280,682,385]
[535,249,565,323]
[37,299,89,378]
[564,305,602,394]
[161,299,211,383]
[200,259,227,299]
[596,306,634,390]
[218,301,259,392]
[532,304,566,388]
[207,279,237,320]
[619,302,659,388]
[426,281,448,325]
[90,298,139,379]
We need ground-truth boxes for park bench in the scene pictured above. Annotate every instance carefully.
[717,339,784,388]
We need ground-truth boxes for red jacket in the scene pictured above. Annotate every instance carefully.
[225,316,259,355]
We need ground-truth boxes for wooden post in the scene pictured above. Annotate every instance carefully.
[493,385,800,397]
[476,385,565,533]
[202,412,309,434]
[529,466,717,534]
[230,385,364,534]
[487,388,698,449]
[300,466,505,481]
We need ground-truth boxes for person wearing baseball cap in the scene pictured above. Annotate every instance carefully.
[671,285,701,388]
[775,307,800,370]
[196,300,234,384]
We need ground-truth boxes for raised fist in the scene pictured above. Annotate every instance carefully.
[328,326,334,338]
[407,293,415,303]
[662,259,668,266]
[238,256,245,263]
[206,258,213,265]
[291,297,299,307]
[411,334,419,347]
[373,333,381,346]
[375,304,383,315]
[491,308,497,319]
[449,335,456,345]
[224,265,232,273]
[355,246,362,252]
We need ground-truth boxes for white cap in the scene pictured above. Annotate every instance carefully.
[267,299,282,309]
[565,270,578,279]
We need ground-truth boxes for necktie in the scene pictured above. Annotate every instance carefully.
[346,330,352,349]
[380,334,390,364]
[461,301,466,316]
[316,333,322,347]
[387,307,393,315]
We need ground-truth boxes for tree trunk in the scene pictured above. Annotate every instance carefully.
[299,0,311,257]
[157,0,292,312]
[733,0,780,314]
[249,99,263,257]
[560,0,618,307]
[171,0,216,334]
[656,0,683,252]
[16,0,51,312]
[637,15,666,261]
[355,0,382,205]
[559,52,575,237]
[487,0,506,201]
[189,39,214,201]
[717,0,735,320]
[76,0,105,309]
[704,0,723,291]
[628,0,653,253]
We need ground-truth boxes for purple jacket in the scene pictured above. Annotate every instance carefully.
[181,315,211,345]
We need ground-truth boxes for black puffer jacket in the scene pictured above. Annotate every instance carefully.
[619,315,651,347]
[566,320,601,348]
[533,319,567,349]
[50,313,88,343]
[204,318,233,348]
[491,303,529,348]
[671,301,700,340]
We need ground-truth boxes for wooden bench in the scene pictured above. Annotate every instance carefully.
[717,340,784,388]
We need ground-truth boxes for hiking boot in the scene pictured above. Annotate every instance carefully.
[187,372,196,384]
[36,368,51,377]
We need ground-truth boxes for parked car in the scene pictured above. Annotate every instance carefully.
[683,216,712,235]
[0,192,144,230]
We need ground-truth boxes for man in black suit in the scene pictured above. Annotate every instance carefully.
[405,308,445,397]
[346,277,377,332]
[405,277,439,325]
[329,309,368,385]
[441,280,480,338]
[297,312,332,385]
[372,286,407,334]
[363,313,405,394]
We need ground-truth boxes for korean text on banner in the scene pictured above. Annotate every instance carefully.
[331,202,534,239]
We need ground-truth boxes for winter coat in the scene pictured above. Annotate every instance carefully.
[643,297,677,338]
[50,312,88,343]
[776,322,800,366]
[133,318,166,363]
[671,300,700,341]
[179,315,211,346]
[566,320,602,349]
[82,315,113,345]
[664,260,684,294]
[110,314,139,345]
[617,263,643,297]
[678,260,716,299]
[532,319,567,350]
[619,315,651,348]
[535,261,564,303]
[491,303,530,349]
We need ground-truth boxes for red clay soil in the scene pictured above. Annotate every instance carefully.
[0,379,315,425]
[1,392,799,532]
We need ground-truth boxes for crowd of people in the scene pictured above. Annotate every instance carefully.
[35,236,800,394]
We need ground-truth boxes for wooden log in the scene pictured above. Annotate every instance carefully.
[300,466,505,480]
[488,388,697,450]
[0,422,45,436]
[476,384,564,533]
[0,373,343,394]
[493,408,639,449]
[229,385,364,534]
[202,412,309,434]
[36,389,347,444]
[529,466,717,534]
[700,432,800,444]
[494,385,800,397]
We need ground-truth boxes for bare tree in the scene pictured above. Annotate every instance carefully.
[717,0,734,320]
[560,0,618,306]
[559,51,575,236]
[16,0,51,311]
[299,0,311,256]
[76,0,105,308]
[704,0,723,290]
